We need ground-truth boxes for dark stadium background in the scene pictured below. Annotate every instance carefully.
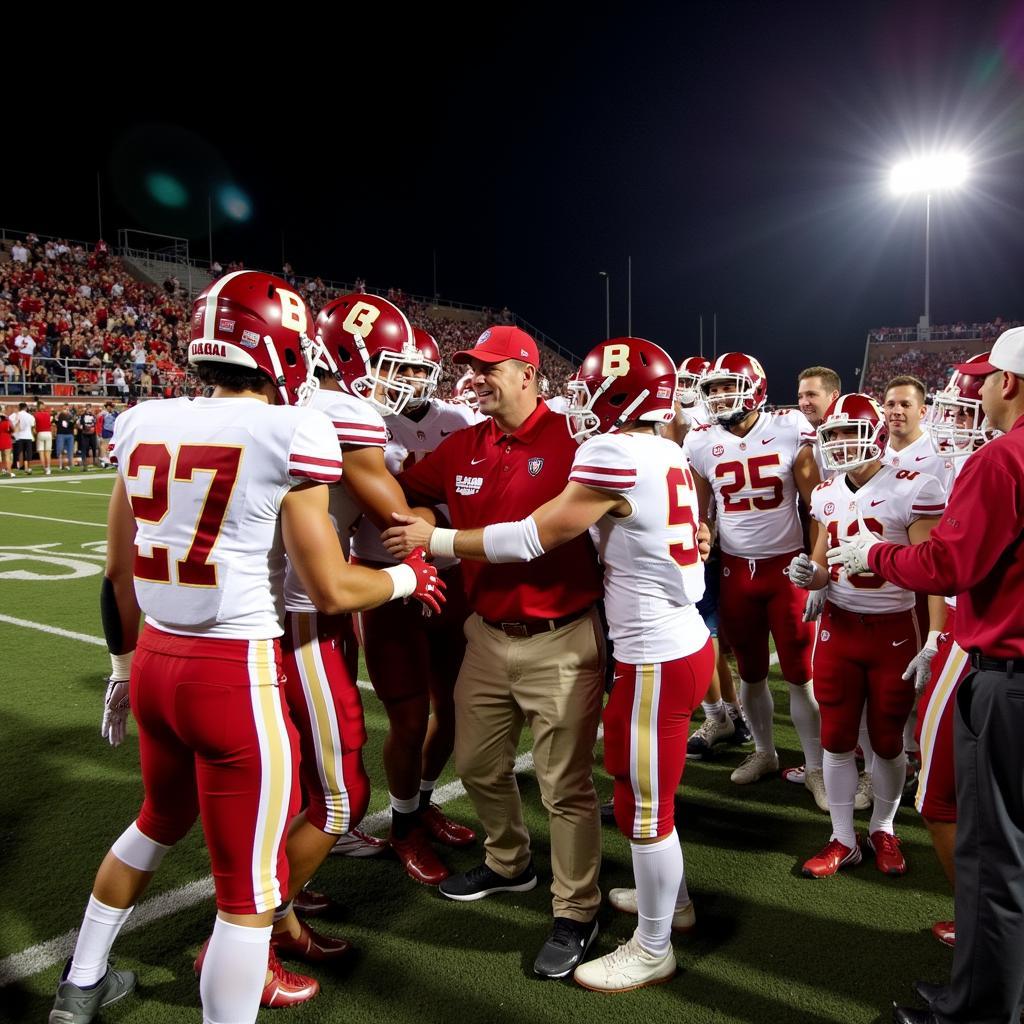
[6,0,1024,391]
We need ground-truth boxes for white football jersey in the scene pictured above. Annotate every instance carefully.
[680,403,712,429]
[570,431,709,664]
[283,388,387,614]
[110,397,342,639]
[545,395,571,414]
[811,465,946,614]
[684,410,817,559]
[350,399,479,567]
[883,430,955,496]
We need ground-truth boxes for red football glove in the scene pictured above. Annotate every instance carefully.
[404,547,447,614]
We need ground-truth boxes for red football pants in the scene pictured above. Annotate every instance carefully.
[132,625,299,915]
[812,602,920,758]
[719,550,814,684]
[281,611,370,836]
[603,641,715,840]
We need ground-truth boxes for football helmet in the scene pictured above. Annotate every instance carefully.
[818,393,888,472]
[451,370,480,412]
[699,352,768,424]
[314,293,430,415]
[400,327,442,410]
[929,352,996,456]
[677,356,711,406]
[566,337,678,441]
[188,270,319,406]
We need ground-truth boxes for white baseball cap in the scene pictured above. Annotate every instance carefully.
[956,326,1024,376]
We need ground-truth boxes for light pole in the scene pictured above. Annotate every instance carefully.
[598,271,610,338]
[890,152,968,336]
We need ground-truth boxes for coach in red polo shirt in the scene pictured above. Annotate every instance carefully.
[396,325,605,979]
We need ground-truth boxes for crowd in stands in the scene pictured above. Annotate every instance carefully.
[0,232,576,402]
[869,318,1022,344]
[861,346,976,398]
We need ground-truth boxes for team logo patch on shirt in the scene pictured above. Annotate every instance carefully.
[416,430,426,441]
[819,630,831,642]
[528,457,544,476]
[240,329,260,349]
[455,474,484,496]
[824,502,835,516]
[712,444,725,457]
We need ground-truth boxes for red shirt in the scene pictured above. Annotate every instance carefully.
[0,417,11,450]
[399,400,603,622]
[34,410,52,432]
[869,413,1024,659]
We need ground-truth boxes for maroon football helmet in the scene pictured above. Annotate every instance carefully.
[451,370,479,412]
[401,327,442,410]
[566,337,678,441]
[818,393,888,472]
[676,356,711,406]
[314,293,432,415]
[699,352,768,423]
[188,270,318,406]
[929,352,996,456]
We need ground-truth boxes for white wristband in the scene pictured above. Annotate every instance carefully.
[110,651,134,680]
[383,563,417,600]
[429,528,458,559]
[925,629,942,651]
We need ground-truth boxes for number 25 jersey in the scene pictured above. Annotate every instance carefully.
[684,410,816,559]
[570,431,709,665]
[110,396,342,639]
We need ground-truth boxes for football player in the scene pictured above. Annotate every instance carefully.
[381,337,714,992]
[50,272,443,1024]
[341,312,480,886]
[914,353,997,944]
[790,394,944,878]
[683,352,826,807]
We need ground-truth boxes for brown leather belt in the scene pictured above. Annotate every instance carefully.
[482,607,590,639]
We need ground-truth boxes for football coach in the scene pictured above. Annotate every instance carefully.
[393,325,606,980]
[828,327,1024,1024]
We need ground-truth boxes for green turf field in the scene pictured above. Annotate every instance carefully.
[0,473,954,1024]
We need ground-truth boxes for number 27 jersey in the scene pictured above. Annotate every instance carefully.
[111,396,342,639]
[684,410,816,559]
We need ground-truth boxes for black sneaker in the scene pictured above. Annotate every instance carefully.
[600,800,616,827]
[727,711,753,745]
[438,860,537,902]
[533,917,599,979]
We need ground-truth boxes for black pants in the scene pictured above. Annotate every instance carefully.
[13,438,33,465]
[935,668,1024,1024]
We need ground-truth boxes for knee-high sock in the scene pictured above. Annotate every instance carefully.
[67,896,135,987]
[869,752,907,835]
[739,679,774,753]
[788,681,822,770]
[823,750,858,849]
[858,708,875,775]
[632,833,683,956]
[200,917,271,1024]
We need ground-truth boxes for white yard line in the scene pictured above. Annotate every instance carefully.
[0,474,108,487]
[0,614,108,647]
[6,488,111,497]
[0,511,107,528]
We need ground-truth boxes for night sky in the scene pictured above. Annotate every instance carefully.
[7,1,1024,398]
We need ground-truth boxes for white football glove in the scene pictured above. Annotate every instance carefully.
[803,588,826,623]
[101,677,130,747]
[826,507,882,577]
[902,631,941,694]
[788,552,818,589]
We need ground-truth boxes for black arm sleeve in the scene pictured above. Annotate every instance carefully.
[100,575,126,655]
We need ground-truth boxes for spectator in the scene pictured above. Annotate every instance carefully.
[0,404,13,475]
[54,403,76,470]
[11,401,35,473]
[34,400,53,475]
[11,241,29,264]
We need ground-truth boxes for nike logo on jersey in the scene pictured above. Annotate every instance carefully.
[870,499,885,507]
[892,639,909,647]
[440,430,453,436]
[915,456,929,462]
[761,437,776,445]
[470,457,487,465]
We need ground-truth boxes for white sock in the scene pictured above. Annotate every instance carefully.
[788,681,823,770]
[631,833,682,956]
[676,845,691,908]
[858,709,875,775]
[869,752,907,835]
[419,778,438,795]
[389,792,420,815]
[701,699,727,724]
[200,917,270,1024]
[67,896,134,987]
[272,900,293,924]
[822,750,858,848]
[739,679,774,753]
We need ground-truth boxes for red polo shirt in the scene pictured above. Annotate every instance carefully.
[869,413,1024,659]
[398,399,603,622]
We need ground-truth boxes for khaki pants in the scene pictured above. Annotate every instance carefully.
[455,610,605,921]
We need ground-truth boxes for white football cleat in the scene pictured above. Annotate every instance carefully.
[804,768,830,812]
[730,749,779,784]
[607,888,695,933]
[574,934,676,993]
[854,771,873,810]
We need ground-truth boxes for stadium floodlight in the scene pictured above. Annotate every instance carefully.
[889,151,969,332]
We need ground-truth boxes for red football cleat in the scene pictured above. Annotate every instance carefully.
[271,919,354,963]
[194,938,320,1008]
[390,826,450,885]
[420,804,476,847]
[291,887,338,918]
[931,920,955,947]
[867,830,907,876]
[801,837,863,878]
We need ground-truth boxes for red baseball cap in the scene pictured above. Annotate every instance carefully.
[955,327,1024,376]
[454,325,539,368]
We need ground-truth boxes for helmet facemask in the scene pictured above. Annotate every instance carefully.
[700,372,757,424]
[818,420,884,472]
[929,393,990,456]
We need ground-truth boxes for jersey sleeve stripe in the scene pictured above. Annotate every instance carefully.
[572,464,636,477]
[289,454,344,469]
[569,472,633,490]
[333,420,386,433]
[291,468,343,483]
[912,503,945,512]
